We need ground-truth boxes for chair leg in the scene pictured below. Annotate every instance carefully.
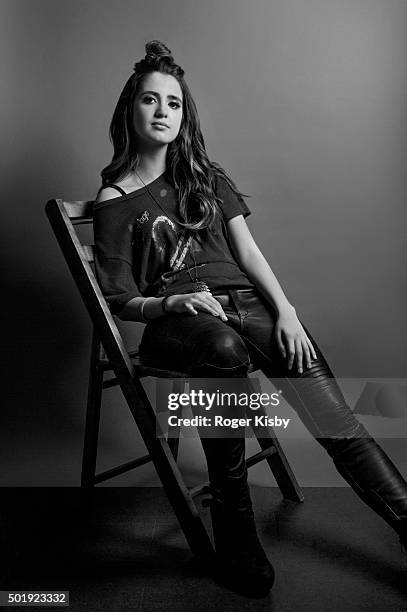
[248,377,304,503]
[156,378,183,461]
[168,379,185,460]
[156,436,215,562]
[125,378,215,562]
[81,329,104,488]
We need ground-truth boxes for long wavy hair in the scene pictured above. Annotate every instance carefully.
[101,40,248,232]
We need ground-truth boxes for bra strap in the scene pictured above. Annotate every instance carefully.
[99,183,127,197]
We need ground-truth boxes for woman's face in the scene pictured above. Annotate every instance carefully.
[133,71,183,149]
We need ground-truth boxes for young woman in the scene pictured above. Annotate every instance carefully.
[93,41,407,598]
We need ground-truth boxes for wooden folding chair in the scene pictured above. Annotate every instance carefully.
[45,197,304,562]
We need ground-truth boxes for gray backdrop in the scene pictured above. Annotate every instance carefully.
[1,0,406,486]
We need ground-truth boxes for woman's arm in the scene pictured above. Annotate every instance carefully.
[119,293,228,322]
[226,215,317,371]
[226,216,294,314]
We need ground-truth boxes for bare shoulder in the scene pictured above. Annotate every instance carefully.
[94,172,143,204]
[95,186,124,205]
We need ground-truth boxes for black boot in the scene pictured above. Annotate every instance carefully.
[327,435,407,548]
[190,369,275,595]
[200,435,275,598]
[209,491,275,598]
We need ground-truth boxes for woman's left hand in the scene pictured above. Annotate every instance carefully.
[274,305,318,373]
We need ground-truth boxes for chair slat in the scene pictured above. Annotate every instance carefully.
[82,245,95,263]
[60,199,94,220]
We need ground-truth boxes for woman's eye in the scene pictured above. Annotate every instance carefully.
[169,101,181,109]
[142,95,156,104]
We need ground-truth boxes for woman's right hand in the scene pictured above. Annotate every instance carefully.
[164,293,228,322]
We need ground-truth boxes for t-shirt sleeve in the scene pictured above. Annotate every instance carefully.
[93,202,143,315]
[214,174,251,222]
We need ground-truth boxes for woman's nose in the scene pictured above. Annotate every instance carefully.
[154,103,168,117]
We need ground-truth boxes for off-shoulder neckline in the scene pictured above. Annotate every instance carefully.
[94,172,167,209]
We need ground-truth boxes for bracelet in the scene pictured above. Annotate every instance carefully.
[161,295,171,314]
[140,297,154,322]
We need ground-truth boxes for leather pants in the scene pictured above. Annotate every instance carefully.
[139,287,407,534]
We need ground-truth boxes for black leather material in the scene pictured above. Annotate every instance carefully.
[200,435,275,597]
[210,496,275,597]
[192,366,274,595]
[140,287,371,442]
[332,437,407,526]
[139,288,407,541]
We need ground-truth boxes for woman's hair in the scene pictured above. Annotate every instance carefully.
[101,40,248,232]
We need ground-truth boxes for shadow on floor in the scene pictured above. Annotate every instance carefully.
[0,487,406,611]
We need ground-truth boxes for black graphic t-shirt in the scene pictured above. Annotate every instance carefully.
[93,172,254,315]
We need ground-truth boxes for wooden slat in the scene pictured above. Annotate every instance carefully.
[81,327,104,488]
[247,379,304,502]
[62,199,94,220]
[94,454,152,484]
[81,245,94,263]
[246,446,277,468]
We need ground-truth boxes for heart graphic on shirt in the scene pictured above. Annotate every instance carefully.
[151,215,191,270]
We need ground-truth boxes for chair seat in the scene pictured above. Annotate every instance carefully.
[132,356,258,378]
[131,355,191,379]
[102,349,258,378]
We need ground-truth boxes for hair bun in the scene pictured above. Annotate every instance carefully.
[145,40,174,63]
[133,40,184,77]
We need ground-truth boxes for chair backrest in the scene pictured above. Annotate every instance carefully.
[45,198,135,381]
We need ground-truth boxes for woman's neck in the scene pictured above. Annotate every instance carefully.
[135,147,167,183]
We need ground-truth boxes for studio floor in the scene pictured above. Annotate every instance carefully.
[0,487,406,611]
